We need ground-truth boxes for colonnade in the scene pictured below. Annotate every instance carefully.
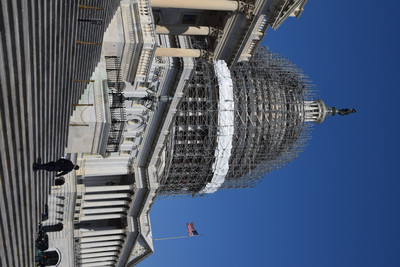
[77,229,126,266]
[304,100,327,124]
[78,185,132,221]
[150,0,243,58]
[75,185,133,266]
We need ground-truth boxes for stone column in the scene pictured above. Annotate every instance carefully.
[81,246,120,254]
[80,241,122,249]
[79,229,125,237]
[81,256,116,264]
[151,0,239,11]
[156,25,212,35]
[82,262,116,267]
[82,200,129,208]
[80,235,125,243]
[85,185,132,193]
[81,214,125,221]
[82,207,126,214]
[84,193,130,200]
[80,251,118,259]
[155,47,203,58]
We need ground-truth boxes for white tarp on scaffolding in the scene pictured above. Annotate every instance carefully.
[200,60,234,193]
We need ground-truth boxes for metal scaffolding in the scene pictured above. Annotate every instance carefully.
[222,47,315,189]
[159,58,220,194]
[158,47,315,196]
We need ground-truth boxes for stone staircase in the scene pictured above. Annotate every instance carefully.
[0,1,121,266]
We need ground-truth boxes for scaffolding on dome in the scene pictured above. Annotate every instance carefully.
[222,46,315,189]
[159,58,220,195]
[157,46,315,196]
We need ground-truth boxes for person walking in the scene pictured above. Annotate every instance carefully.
[33,158,79,177]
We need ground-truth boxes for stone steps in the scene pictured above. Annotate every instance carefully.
[0,0,121,266]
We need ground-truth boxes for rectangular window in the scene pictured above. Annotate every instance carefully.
[120,150,132,156]
[124,137,136,143]
[181,14,198,25]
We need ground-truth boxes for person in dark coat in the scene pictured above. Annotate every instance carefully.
[33,159,79,177]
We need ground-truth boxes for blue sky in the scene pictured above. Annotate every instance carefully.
[140,1,400,266]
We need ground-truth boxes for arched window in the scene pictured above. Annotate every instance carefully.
[42,250,60,266]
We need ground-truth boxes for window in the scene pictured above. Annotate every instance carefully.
[120,150,132,156]
[181,14,198,25]
[124,137,136,143]
[43,250,60,266]
[127,118,141,125]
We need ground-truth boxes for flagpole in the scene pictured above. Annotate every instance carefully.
[153,234,202,241]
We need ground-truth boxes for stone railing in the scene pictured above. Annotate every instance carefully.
[271,0,307,30]
[136,0,156,81]
[238,15,267,62]
[120,0,156,85]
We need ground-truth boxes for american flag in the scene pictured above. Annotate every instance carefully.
[186,222,199,236]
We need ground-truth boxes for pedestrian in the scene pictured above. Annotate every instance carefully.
[33,158,79,177]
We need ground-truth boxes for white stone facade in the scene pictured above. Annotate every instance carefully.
[44,0,307,266]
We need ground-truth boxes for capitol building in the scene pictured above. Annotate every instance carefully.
[0,0,353,266]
